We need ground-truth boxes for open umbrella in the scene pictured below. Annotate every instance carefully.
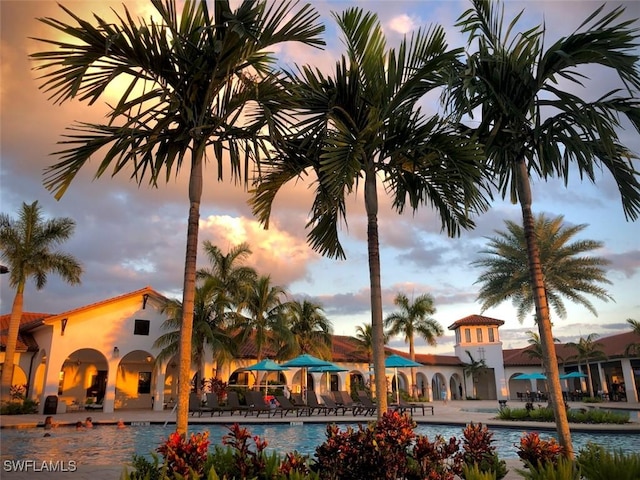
[242,359,288,395]
[384,354,422,404]
[282,354,333,401]
[514,372,547,381]
[560,371,588,379]
[309,363,347,393]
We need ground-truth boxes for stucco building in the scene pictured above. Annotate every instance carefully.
[1,286,638,414]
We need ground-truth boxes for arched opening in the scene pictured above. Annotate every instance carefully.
[59,348,108,408]
[114,349,154,409]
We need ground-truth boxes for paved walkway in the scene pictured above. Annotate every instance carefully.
[1,399,638,479]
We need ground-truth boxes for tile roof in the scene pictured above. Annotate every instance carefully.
[448,314,505,330]
[0,312,52,352]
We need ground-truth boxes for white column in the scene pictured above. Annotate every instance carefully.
[621,359,638,403]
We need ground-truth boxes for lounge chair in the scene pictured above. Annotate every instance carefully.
[394,397,434,416]
[306,391,334,416]
[354,391,377,416]
[188,392,214,417]
[224,391,252,416]
[205,393,233,416]
[274,395,309,417]
[244,391,274,417]
[320,394,355,416]
[334,391,365,415]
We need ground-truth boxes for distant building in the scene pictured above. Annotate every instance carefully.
[1,287,638,413]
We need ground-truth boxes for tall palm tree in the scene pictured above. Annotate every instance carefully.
[197,241,257,376]
[250,7,489,417]
[473,215,613,322]
[566,334,607,398]
[450,1,640,455]
[384,293,443,397]
[284,299,333,360]
[154,283,235,393]
[0,201,83,401]
[233,275,292,363]
[625,318,640,356]
[31,0,324,434]
[353,323,389,365]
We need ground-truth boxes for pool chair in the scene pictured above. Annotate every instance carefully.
[189,392,214,417]
[224,391,252,416]
[205,393,230,416]
[393,397,434,416]
[244,391,274,417]
[354,391,377,416]
[306,391,334,416]
[274,395,310,417]
[333,391,365,416]
[320,394,355,416]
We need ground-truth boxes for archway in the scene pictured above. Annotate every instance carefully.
[432,373,447,401]
[60,348,108,407]
[416,372,429,400]
[114,349,154,409]
[450,373,464,400]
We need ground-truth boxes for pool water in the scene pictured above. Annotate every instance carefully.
[1,422,638,466]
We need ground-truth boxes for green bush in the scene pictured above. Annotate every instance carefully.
[496,406,629,424]
[462,463,496,480]
[577,443,640,480]
[516,456,580,480]
[0,398,38,415]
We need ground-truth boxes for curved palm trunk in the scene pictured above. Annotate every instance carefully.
[1,284,25,401]
[585,363,595,398]
[364,166,387,418]
[516,158,574,458]
[176,142,205,435]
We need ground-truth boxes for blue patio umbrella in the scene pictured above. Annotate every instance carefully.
[384,355,422,404]
[282,354,333,401]
[242,359,288,395]
[309,363,347,392]
[514,372,547,380]
[560,371,588,379]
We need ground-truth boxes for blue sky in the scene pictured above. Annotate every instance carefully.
[1,1,639,355]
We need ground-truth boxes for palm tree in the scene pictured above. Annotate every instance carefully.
[284,299,333,360]
[250,7,489,417]
[353,323,389,365]
[523,330,563,370]
[197,241,257,376]
[473,215,613,322]
[0,201,83,400]
[462,351,488,400]
[153,283,234,393]
[31,0,324,434]
[566,334,607,398]
[233,275,292,363]
[450,1,640,456]
[625,318,640,356]
[384,293,443,397]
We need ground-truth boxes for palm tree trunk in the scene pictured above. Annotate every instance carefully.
[364,166,387,418]
[176,142,205,435]
[1,284,24,401]
[516,158,574,458]
[586,363,594,398]
[409,338,416,399]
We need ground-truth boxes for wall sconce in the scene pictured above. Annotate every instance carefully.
[146,355,153,363]
[113,346,120,358]
[142,293,150,310]
[61,318,68,336]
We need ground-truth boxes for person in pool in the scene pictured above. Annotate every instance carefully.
[85,417,93,428]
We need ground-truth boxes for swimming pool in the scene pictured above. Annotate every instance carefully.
[1,422,638,466]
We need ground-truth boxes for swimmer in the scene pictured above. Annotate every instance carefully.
[117,419,126,429]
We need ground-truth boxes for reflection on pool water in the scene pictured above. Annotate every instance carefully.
[1,422,638,466]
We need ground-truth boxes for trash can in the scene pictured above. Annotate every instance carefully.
[43,395,58,415]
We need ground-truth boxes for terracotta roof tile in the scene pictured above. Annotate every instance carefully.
[0,312,52,352]
[448,314,505,330]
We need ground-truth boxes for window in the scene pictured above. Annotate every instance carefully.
[134,319,150,336]
[58,371,65,395]
[464,328,471,343]
[476,328,483,343]
[455,329,461,344]
[138,372,152,394]
[488,328,495,343]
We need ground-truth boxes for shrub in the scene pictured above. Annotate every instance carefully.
[408,434,462,480]
[577,443,640,480]
[457,423,507,479]
[462,463,497,480]
[0,398,39,415]
[516,456,580,480]
[156,431,209,478]
[516,432,564,467]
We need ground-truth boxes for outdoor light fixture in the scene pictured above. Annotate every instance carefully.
[113,346,120,358]
[146,355,153,363]
[142,293,150,309]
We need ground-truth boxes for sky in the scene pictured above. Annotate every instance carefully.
[1,0,639,356]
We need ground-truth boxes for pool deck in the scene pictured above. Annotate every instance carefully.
[2,399,638,479]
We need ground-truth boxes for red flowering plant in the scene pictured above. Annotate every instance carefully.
[279,451,312,477]
[409,434,462,480]
[156,431,210,478]
[516,431,564,468]
[222,423,269,478]
[456,422,508,479]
